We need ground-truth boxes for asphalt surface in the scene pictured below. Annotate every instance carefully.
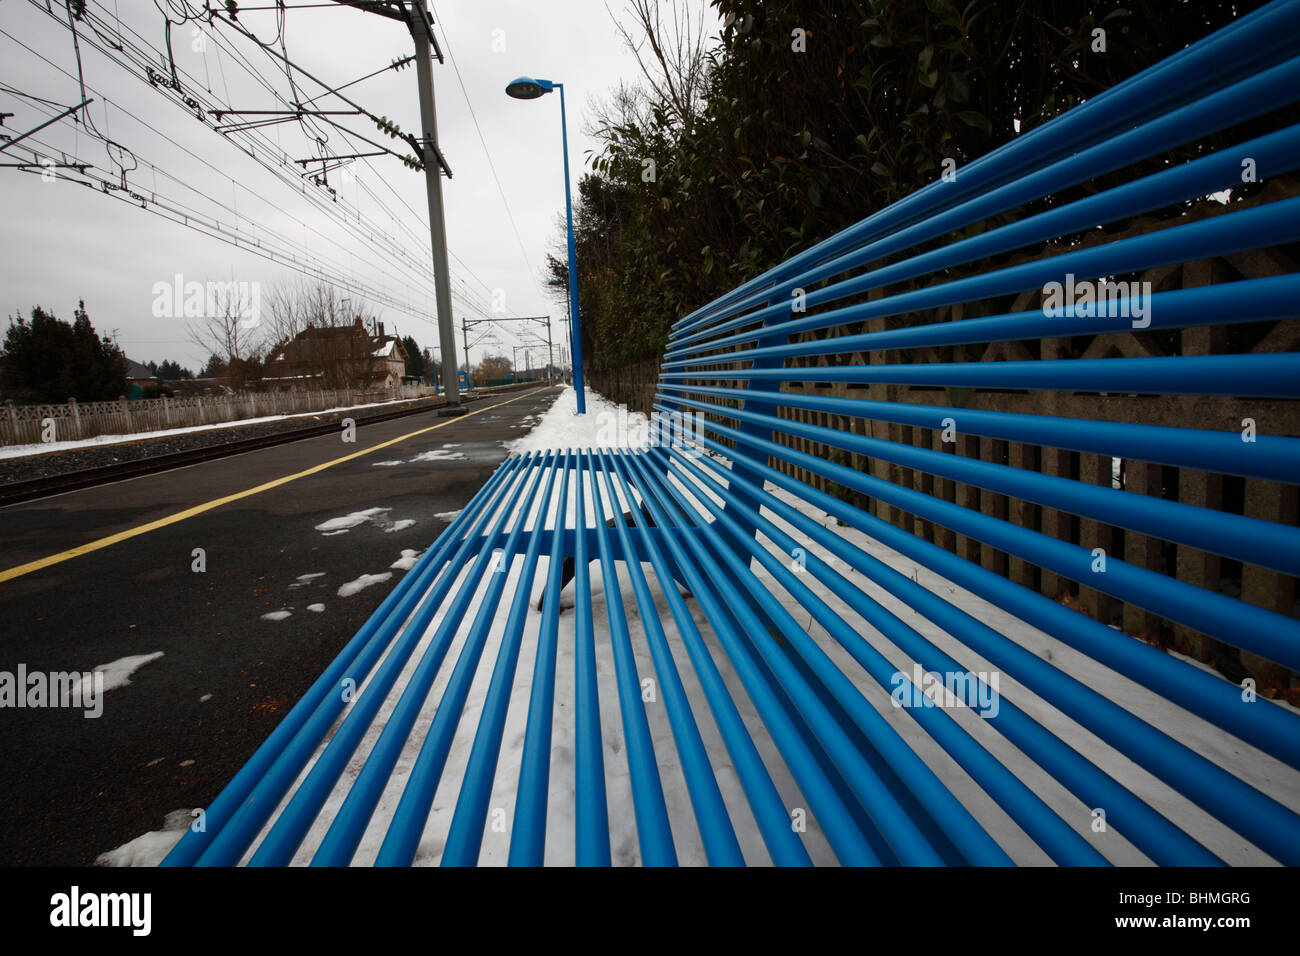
[0,384,560,866]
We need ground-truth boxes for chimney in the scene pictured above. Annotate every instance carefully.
[379,321,385,338]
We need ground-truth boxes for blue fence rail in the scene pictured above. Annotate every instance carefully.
[164,0,1300,866]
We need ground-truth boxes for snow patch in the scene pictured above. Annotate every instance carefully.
[390,549,423,571]
[96,809,193,867]
[385,519,416,533]
[306,604,326,613]
[261,610,292,622]
[409,449,466,463]
[74,652,164,695]
[338,572,392,598]
[315,507,390,533]
[507,386,648,453]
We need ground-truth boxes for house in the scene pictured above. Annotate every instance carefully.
[124,358,156,386]
[262,317,408,391]
[370,336,408,387]
[124,358,157,399]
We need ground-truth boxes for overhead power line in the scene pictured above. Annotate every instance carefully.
[429,1,539,285]
[3,0,543,350]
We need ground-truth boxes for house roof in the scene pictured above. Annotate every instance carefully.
[265,323,407,366]
[124,358,157,380]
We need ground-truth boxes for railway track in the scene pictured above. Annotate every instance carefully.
[0,384,545,507]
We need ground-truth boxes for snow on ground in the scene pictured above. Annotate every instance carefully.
[409,449,466,463]
[314,507,415,535]
[506,387,648,454]
[0,398,417,459]
[373,443,467,467]
[95,810,192,867]
[434,510,463,522]
[390,549,423,571]
[314,507,389,533]
[261,610,292,622]
[338,572,393,598]
[307,604,326,614]
[74,652,164,695]
[100,386,1300,867]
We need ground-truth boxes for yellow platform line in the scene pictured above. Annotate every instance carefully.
[0,387,548,584]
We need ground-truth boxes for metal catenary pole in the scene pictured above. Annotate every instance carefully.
[325,2,461,403]
[545,314,554,383]
[405,2,461,407]
[462,316,471,390]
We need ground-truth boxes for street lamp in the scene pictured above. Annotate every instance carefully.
[505,75,586,414]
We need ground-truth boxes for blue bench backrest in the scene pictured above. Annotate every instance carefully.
[650,0,1300,862]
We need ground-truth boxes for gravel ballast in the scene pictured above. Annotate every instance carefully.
[0,397,443,486]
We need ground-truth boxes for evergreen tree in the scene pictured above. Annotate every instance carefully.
[571,0,1275,373]
[401,334,425,380]
[156,359,194,380]
[2,301,126,402]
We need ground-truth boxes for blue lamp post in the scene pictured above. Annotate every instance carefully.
[505,76,586,414]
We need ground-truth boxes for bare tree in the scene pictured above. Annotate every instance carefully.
[600,0,713,136]
[186,283,261,376]
[261,280,306,353]
[262,279,377,348]
[475,353,513,383]
[260,279,387,390]
[585,79,655,146]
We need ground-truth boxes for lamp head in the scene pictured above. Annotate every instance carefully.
[505,76,555,99]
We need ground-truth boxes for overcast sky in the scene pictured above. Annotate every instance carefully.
[0,1,719,373]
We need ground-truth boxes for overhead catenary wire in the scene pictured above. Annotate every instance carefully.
[151,0,533,331]
[0,24,440,320]
[428,2,539,285]
[6,0,545,359]
[14,6,430,272]
[25,4,425,259]
[12,122,434,318]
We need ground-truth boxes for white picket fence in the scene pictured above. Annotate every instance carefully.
[1,385,432,446]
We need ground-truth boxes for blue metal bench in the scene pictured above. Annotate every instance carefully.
[164,0,1300,866]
